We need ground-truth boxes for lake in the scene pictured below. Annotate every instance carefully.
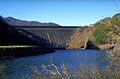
[0,49,109,79]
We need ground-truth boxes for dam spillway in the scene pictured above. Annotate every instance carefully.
[15,26,79,49]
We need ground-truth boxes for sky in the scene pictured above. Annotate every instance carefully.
[0,0,120,26]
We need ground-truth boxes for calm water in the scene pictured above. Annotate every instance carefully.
[0,49,108,79]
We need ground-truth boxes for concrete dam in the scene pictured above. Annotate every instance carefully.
[15,26,79,49]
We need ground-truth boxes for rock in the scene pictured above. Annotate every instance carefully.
[86,41,99,49]
[98,44,115,50]
[113,44,120,51]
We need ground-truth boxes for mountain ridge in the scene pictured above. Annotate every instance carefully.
[4,16,61,26]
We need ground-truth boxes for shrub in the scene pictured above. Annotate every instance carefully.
[93,25,110,45]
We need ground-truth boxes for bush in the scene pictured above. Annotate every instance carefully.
[93,13,120,45]
[93,25,110,45]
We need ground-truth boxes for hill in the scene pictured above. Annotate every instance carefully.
[4,16,60,26]
[0,16,37,45]
[0,16,54,57]
[67,13,120,50]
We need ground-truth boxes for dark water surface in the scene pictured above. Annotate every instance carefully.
[0,49,108,79]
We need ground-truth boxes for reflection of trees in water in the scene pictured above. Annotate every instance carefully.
[106,51,120,78]
[92,51,110,70]
[0,60,7,78]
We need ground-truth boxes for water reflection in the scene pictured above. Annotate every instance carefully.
[0,49,109,79]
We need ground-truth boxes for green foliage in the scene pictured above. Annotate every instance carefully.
[93,25,110,45]
[93,13,120,45]
[112,13,120,25]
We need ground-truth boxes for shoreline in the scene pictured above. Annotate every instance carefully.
[0,46,54,58]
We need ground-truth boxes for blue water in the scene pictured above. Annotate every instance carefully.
[0,49,108,79]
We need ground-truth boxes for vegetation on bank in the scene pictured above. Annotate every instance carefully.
[67,13,120,50]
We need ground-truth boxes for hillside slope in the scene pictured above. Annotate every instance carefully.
[0,16,37,45]
[67,13,120,50]
[67,26,96,49]
[0,16,54,57]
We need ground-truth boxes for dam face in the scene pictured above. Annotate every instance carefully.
[15,26,78,49]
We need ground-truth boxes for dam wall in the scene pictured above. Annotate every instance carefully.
[15,26,79,49]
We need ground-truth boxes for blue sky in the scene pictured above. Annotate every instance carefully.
[0,0,120,26]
